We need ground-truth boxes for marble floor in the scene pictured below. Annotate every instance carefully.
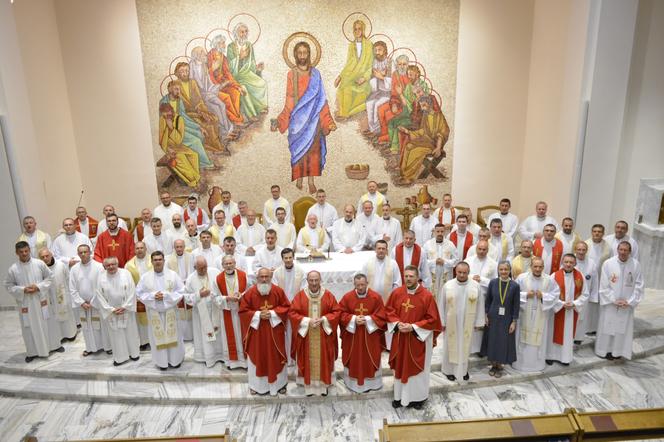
[0,289,662,441]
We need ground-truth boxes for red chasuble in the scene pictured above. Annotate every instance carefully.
[449,231,474,259]
[386,285,442,383]
[288,289,340,386]
[239,285,291,382]
[533,238,563,274]
[552,269,584,345]
[75,216,99,239]
[232,214,242,229]
[93,229,135,268]
[394,243,422,284]
[339,288,387,386]
[216,270,248,361]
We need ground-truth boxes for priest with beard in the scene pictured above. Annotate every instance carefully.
[289,270,340,396]
[136,251,186,370]
[272,248,306,367]
[4,241,53,362]
[240,268,291,396]
[94,213,135,268]
[386,266,442,409]
[339,273,387,393]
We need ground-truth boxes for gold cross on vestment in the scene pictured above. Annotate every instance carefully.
[355,303,368,315]
[109,239,120,251]
[260,300,273,312]
[402,298,415,312]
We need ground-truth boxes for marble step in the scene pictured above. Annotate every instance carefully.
[1,340,662,406]
[2,325,662,385]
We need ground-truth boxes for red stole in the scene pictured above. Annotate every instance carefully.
[438,207,455,225]
[75,216,99,239]
[449,230,473,259]
[385,285,442,382]
[232,214,242,229]
[216,270,248,360]
[239,285,291,382]
[533,238,563,274]
[184,208,203,225]
[136,224,145,242]
[288,290,340,385]
[338,289,387,385]
[552,269,583,345]
[394,243,422,284]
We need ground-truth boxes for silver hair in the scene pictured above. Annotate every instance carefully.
[232,22,249,41]
[212,34,226,48]
[395,54,409,63]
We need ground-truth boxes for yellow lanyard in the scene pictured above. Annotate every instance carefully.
[499,279,510,306]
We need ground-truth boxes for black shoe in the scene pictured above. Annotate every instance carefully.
[446,374,456,381]
[545,360,554,366]
[113,360,128,366]
[106,350,113,355]
[606,353,614,360]
[560,362,569,366]
[392,400,402,409]
[130,356,140,361]
[463,373,470,381]
[77,324,82,329]
[586,331,596,336]
[25,356,36,363]
[409,400,425,410]
[574,340,582,345]
[169,363,181,369]
[140,343,150,351]
[158,366,168,371]
[54,346,65,353]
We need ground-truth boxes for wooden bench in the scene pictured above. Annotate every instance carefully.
[379,407,664,442]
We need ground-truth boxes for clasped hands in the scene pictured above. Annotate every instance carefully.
[23,284,40,294]
[614,299,629,308]
[309,317,324,329]
[526,290,543,300]
[260,309,271,320]
[397,322,413,333]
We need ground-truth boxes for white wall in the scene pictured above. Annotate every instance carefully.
[54,0,158,220]
[612,0,664,224]
[453,0,534,216]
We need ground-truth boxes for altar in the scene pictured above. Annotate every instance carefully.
[246,251,375,298]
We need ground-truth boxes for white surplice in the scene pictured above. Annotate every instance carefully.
[409,215,436,246]
[545,271,589,364]
[252,245,284,274]
[465,255,497,353]
[332,218,366,252]
[45,260,77,342]
[52,232,92,267]
[423,238,459,302]
[517,215,559,242]
[375,217,403,252]
[306,202,338,232]
[595,256,644,359]
[94,268,140,363]
[185,268,224,367]
[574,257,599,339]
[136,269,186,368]
[512,273,558,372]
[70,260,110,353]
[268,221,297,250]
[144,232,175,256]
[272,264,306,366]
[153,202,183,231]
[439,279,484,380]
[487,212,520,238]
[4,259,53,357]
[192,245,223,267]
[356,213,381,249]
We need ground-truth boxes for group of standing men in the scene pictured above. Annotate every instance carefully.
[4,186,645,409]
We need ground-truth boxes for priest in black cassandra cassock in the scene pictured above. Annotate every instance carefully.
[484,261,520,377]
